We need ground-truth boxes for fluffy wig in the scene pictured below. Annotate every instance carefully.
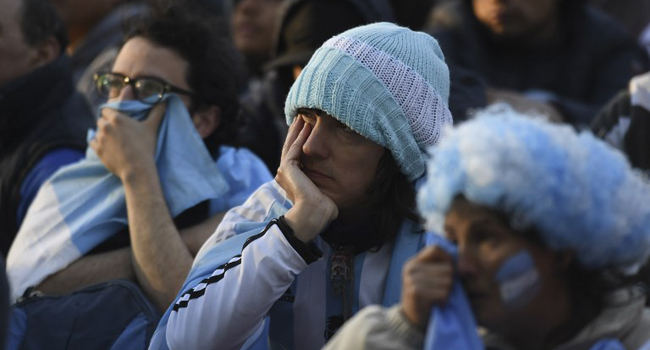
[418,104,650,273]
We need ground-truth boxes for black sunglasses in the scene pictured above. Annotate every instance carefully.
[94,72,194,105]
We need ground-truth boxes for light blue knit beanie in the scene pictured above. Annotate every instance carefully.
[285,22,453,181]
[418,104,650,274]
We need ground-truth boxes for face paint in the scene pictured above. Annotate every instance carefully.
[495,250,541,309]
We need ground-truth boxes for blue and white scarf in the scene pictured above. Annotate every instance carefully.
[7,95,271,301]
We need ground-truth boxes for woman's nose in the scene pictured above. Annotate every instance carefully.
[302,121,330,159]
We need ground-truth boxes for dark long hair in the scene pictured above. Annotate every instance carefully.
[365,151,421,248]
[21,0,68,52]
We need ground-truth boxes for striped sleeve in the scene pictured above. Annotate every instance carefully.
[165,221,310,350]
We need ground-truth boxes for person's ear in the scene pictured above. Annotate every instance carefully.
[30,37,60,69]
[191,105,221,138]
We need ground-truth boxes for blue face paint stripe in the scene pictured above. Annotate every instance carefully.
[495,249,542,310]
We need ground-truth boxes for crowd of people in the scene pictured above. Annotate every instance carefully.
[1,0,650,349]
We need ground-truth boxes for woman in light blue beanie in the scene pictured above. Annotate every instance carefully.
[161,22,454,350]
[285,21,452,181]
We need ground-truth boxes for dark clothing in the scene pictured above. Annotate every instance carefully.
[0,256,8,349]
[429,2,648,126]
[590,0,650,39]
[0,55,94,256]
[388,0,436,30]
[592,90,650,172]
[238,73,287,172]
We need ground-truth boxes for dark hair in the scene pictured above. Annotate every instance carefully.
[20,0,69,53]
[366,151,421,246]
[125,1,245,152]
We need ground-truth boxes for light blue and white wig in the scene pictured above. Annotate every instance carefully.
[418,104,650,273]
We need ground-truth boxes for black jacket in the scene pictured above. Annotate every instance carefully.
[0,55,94,256]
[430,2,649,125]
[592,89,650,172]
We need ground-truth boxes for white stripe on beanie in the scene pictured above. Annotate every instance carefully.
[323,35,453,148]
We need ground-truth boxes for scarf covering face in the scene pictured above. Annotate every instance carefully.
[7,94,229,301]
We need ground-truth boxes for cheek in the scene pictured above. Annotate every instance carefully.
[472,0,499,20]
[341,147,383,184]
[328,152,382,206]
[494,250,542,310]
[336,160,376,192]
[472,0,488,18]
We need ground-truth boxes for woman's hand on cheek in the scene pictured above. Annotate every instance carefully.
[275,117,338,243]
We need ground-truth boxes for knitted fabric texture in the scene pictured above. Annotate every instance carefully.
[418,104,650,273]
[285,22,452,181]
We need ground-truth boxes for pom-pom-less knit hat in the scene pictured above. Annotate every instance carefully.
[284,22,453,181]
[418,104,650,274]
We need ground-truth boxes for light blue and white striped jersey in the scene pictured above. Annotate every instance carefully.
[152,181,426,350]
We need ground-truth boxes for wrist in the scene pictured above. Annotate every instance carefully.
[274,216,322,264]
[283,204,331,243]
[399,304,426,331]
[389,306,426,346]
[119,161,157,185]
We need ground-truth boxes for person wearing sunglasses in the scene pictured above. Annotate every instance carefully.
[12,2,272,313]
